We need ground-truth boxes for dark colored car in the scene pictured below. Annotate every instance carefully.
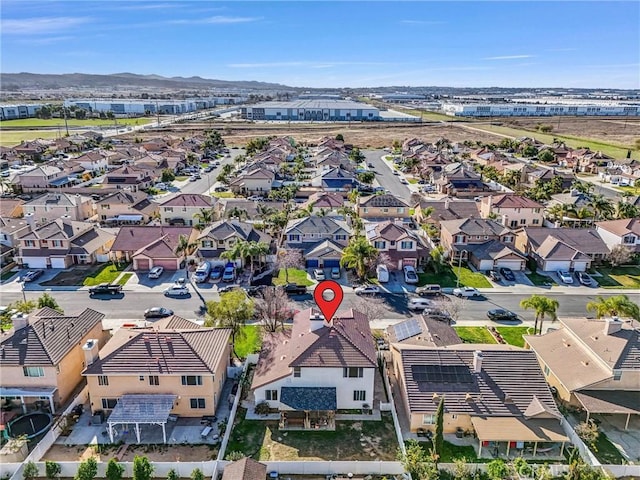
[88,283,123,296]
[576,271,593,286]
[499,268,515,282]
[244,285,266,297]
[22,270,44,282]
[487,309,518,321]
[144,307,174,319]
[218,285,239,294]
[282,284,308,295]
[209,264,224,280]
[488,270,501,282]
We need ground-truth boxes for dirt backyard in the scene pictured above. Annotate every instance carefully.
[42,443,217,462]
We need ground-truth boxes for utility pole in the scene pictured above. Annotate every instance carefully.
[62,101,69,136]
[155,100,160,127]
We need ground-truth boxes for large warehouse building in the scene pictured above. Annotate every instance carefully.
[240,100,380,121]
[64,97,246,115]
[0,103,45,120]
[442,102,640,117]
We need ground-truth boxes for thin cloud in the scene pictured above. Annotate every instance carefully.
[484,54,535,60]
[16,35,75,45]
[168,16,261,25]
[401,20,447,25]
[117,3,181,10]
[228,61,392,69]
[2,16,92,35]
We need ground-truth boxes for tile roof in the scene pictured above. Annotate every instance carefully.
[0,308,105,366]
[0,199,24,218]
[160,194,212,208]
[466,239,526,261]
[252,308,377,389]
[387,317,462,347]
[69,227,114,255]
[359,194,409,208]
[111,226,194,252]
[489,194,544,209]
[398,347,560,417]
[440,218,510,237]
[535,237,591,261]
[132,236,178,259]
[525,228,609,256]
[222,458,267,480]
[596,218,640,237]
[21,219,90,241]
[285,216,351,236]
[419,199,481,223]
[198,220,271,245]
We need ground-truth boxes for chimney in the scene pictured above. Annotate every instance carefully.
[473,350,483,373]
[82,339,99,366]
[11,312,29,331]
[604,318,623,336]
[309,310,325,331]
[501,214,509,227]
[24,213,35,227]
[444,197,450,210]
[487,195,493,213]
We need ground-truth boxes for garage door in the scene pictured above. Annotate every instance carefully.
[51,257,68,269]
[324,259,341,268]
[154,259,179,270]
[134,258,150,270]
[572,262,588,272]
[543,260,570,272]
[306,259,319,268]
[495,259,525,271]
[23,257,47,269]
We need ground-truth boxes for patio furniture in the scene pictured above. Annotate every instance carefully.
[200,425,212,438]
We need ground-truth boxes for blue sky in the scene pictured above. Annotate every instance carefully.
[2,1,639,89]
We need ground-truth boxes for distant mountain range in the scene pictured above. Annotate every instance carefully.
[0,72,293,91]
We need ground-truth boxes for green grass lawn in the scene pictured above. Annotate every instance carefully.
[614,185,640,195]
[454,327,497,344]
[273,268,313,286]
[419,265,491,288]
[117,273,133,286]
[175,176,189,181]
[526,271,558,286]
[0,270,17,282]
[234,325,262,360]
[595,266,640,289]
[495,326,534,348]
[440,440,479,462]
[408,178,418,184]
[0,117,153,127]
[0,130,60,146]
[590,432,627,465]
[82,262,130,286]
[211,191,235,198]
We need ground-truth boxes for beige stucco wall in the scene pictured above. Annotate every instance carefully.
[359,205,407,219]
[160,206,201,226]
[409,412,474,433]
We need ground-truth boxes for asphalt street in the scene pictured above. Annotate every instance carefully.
[363,150,413,202]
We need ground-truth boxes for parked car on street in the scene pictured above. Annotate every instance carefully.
[452,287,481,298]
[354,285,380,296]
[557,271,574,284]
[88,283,123,296]
[148,266,164,279]
[22,270,44,283]
[499,267,515,282]
[163,285,189,297]
[423,308,452,322]
[243,285,266,297]
[576,271,593,286]
[218,285,240,294]
[408,298,434,311]
[247,195,265,201]
[416,284,442,296]
[487,309,518,321]
[144,307,174,319]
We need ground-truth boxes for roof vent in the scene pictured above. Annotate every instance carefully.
[504,394,514,404]
[563,338,571,347]
[432,393,440,403]
[465,393,473,403]
[581,360,589,367]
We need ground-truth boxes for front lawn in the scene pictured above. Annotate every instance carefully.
[454,327,497,344]
[526,271,557,286]
[273,268,313,286]
[117,273,133,286]
[495,327,534,348]
[234,325,262,360]
[211,191,235,198]
[595,266,640,289]
[82,262,130,286]
[228,408,398,461]
[418,265,491,288]
[0,270,17,282]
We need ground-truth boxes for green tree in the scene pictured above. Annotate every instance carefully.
[174,234,196,273]
[586,294,640,320]
[10,299,37,314]
[225,451,246,461]
[75,109,87,120]
[245,137,269,155]
[433,397,444,464]
[23,461,39,480]
[205,289,254,357]
[166,470,179,480]
[132,456,154,480]
[335,133,344,141]
[537,150,555,163]
[45,461,62,480]
[398,440,428,479]
[522,144,538,157]
[226,207,248,221]
[571,180,593,195]
[357,171,375,185]
[161,169,176,183]
[38,293,62,312]
[75,457,98,480]
[486,459,509,480]
[429,245,446,274]
[520,295,559,335]
[349,147,365,163]
[190,469,204,480]
[608,245,634,266]
[340,236,379,280]
[105,458,124,480]
[588,194,614,221]
[614,200,639,219]
[193,208,215,231]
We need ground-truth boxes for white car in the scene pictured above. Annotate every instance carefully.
[452,287,480,298]
[148,266,164,279]
[314,269,326,281]
[163,285,189,297]
[247,195,265,201]
[354,285,380,296]
[403,266,419,284]
[558,271,574,284]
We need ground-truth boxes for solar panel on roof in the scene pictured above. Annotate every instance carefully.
[411,364,474,383]
[393,318,422,342]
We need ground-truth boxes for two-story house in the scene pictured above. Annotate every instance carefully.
[97,190,158,225]
[440,218,526,271]
[16,218,114,269]
[228,168,275,196]
[159,194,214,226]
[433,164,490,197]
[72,150,109,173]
[16,165,67,191]
[104,165,155,192]
[283,216,351,268]
[480,194,544,228]
[365,221,429,269]
[596,219,640,253]
[23,192,95,223]
[311,167,358,191]
[525,317,639,430]
[0,307,108,413]
[251,308,377,430]
[83,317,231,441]
[301,192,346,215]
[357,194,411,224]
[197,220,273,267]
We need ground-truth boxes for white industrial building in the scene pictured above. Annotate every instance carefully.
[241,100,380,121]
[0,103,45,120]
[442,102,640,117]
[64,97,246,115]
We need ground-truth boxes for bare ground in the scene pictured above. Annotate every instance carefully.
[42,443,217,462]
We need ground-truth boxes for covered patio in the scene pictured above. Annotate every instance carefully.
[279,387,336,431]
[471,417,569,459]
[0,386,58,414]
[575,390,640,431]
[107,394,176,444]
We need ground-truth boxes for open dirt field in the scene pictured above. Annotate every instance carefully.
[43,443,217,462]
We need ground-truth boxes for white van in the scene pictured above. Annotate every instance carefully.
[376,264,389,283]
[408,298,434,311]
[193,261,212,283]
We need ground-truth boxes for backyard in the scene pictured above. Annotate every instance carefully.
[43,443,216,462]
[227,408,398,461]
[234,325,263,360]
[273,268,314,286]
[418,265,491,288]
[454,327,496,344]
[594,266,640,289]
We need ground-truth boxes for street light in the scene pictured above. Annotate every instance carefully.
[455,249,468,289]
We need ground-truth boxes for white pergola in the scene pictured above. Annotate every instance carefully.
[107,394,176,444]
[0,386,57,414]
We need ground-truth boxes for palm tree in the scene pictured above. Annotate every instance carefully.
[226,207,248,221]
[256,204,276,223]
[586,295,640,320]
[340,236,379,280]
[429,245,446,274]
[571,181,593,195]
[221,240,250,268]
[520,295,559,335]
[614,201,638,219]
[295,204,314,218]
[567,206,594,223]
[174,234,196,274]
[247,241,270,274]
[547,204,571,225]
[193,208,214,231]
[588,194,614,221]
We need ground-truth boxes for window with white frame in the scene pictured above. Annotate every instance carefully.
[266,390,278,401]
[182,375,203,386]
[374,241,386,249]
[454,235,465,244]
[102,398,117,409]
[23,366,44,377]
[149,375,160,386]
[353,390,366,401]
[422,414,435,425]
[623,236,636,244]
[343,367,363,378]
[293,367,301,377]
[400,241,413,249]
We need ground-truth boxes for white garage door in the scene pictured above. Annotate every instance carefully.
[543,260,570,272]
[51,257,67,269]
[23,257,47,269]
[495,259,525,271]
[572,262,588,272]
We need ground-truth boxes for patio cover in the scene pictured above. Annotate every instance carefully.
[107,394,176,443]
[116,214,143,222]
[280,387,337,411]
[575,390,640,430]
[0,386,57,414]
[471,417,568,443]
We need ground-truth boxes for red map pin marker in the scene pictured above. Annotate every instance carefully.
[313,280,344,322]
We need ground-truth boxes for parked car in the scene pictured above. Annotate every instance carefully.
[330,267,341,279]
[193,262,212,283]
[557,271,574,284]
[403,265,419,284]
[22,270,44,282]
[376,264,389,283]
[148,266,164,279]
[243,285,266,297]
[499,267,516,282]
[488,270,501,282]
[163,285,189,297]
[144,307,174,319]
[314,268,326,281]
[354,285,380,296]
[88,283,123,296]
[222,266,236,282]
[214,186,228,192]
[247,195,265,201]
[487,309,518,321]
[415,284,442,296]
[452,287,480,298]
[400,178,409,184]
[189,175,198,182]
[423,308,452,322]
[204,165,214,173]
[218,285,240,294]
[576,271,593,286]
[209,264,224,280]
[408,298,434,311]
[175,277,187,285]
[282,284,308,295]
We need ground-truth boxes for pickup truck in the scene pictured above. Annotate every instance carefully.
[282,283,308,295]
[88,283,123,296]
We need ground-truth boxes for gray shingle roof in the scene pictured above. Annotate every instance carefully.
[525,228,609,255]
[360,194,409,208]
[285,216,350,236]
[280,386,337,410]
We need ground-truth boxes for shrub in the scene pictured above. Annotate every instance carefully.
[132,456,154,480]
[226,451,246,461]
[23,462,39,480]
[105,458,124,480]
[166,469,179,480]
[45,461,61,480]
[75,458,98,480]
[486,459,508,480]
[575,420,599,445]
[190,468,204,480]
[255,401,270,415]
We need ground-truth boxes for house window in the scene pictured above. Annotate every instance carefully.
[400,241,413,249]
[534,208,541,213]
[102,398,117,409]
[266,390,278,401]
[613,370,622,381]
[149,376,160,386]
[343,367,363,378]
[397,208,405,214]
[374,241,386,249]
[202,240,212,248]
[520,219,526,225]
[24,240,36,247]
[23,366,44,377]
[98,375,109,386]
[623,236,635,244]
[362,208,368,214]
[454,235,465,244]
[293,367,301,377]
[353,390,366,401]
[422,414,435,425]
[165,207,173,212]
[543,365,550,376]
[139,375,144,381]
[532,219,540,225]
[190,398,206,409]
[181,375,203,386]
[382,208,389,213]
[503,236,513,243]
[52,240,63,247]
[476,235,482,240]
[289,234,301,242]
[335,235,347,241]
